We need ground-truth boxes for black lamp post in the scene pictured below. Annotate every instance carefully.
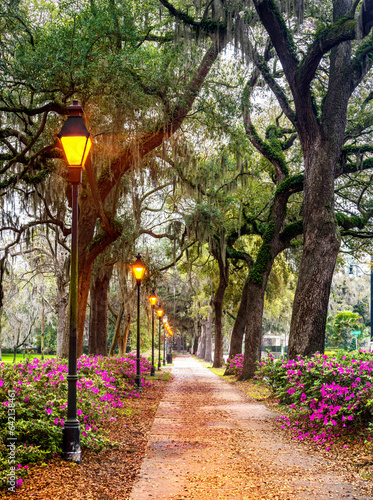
[149,291,157,376]
[162,315,168,366]
[349,257,373,343]
[58,100,92,463]
[132,254,146,390]
[156,306,163,369]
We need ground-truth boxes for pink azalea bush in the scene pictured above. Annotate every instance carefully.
[226,353,244,376]
[255,350,373,447]
[0,353,151,487]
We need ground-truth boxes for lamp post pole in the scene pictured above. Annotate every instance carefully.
[151,303,155,375]
[136,279,141,389]
[163,325,166,366]
[132,254,146,391]
[158,317,162,369]
[156,306,163,369]
[62,180,80,462]
[149,291,157,376]
[58,100,92,463]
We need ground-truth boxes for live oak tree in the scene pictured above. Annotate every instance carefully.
[246,0,373,359]
[0,0,233,356]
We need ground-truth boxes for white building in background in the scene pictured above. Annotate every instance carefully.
[261,332,287,359]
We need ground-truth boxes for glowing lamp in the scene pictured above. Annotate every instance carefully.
[132,254,146,282]
[156,307,164,318]
[149,290,157,307]
[58,100,92,183]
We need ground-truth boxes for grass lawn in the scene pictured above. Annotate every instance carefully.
[195,357,271,401]
[0,353,56,364]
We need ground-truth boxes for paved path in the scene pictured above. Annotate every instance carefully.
[130,355,372,500]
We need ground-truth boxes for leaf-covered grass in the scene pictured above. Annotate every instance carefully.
[0,353,151,490]
[197,356,270,401]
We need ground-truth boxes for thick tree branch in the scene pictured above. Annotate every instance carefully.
[297,18,356,90]
[246,39,297,128]
[350,35,373,93]
[0,101,66,116]
[139,229,176,240]
[252,0,299,88]
[97,32,228,202]
[158,0,222,36]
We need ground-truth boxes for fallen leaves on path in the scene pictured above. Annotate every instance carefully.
[135,357,373,500]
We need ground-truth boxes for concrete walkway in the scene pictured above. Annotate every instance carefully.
[130,355,371,500]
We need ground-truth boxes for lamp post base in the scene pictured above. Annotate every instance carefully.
[62,423,81,463]
[135,375,142,392]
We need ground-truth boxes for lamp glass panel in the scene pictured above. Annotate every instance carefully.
[156,309,163,317]
[61,136,92,167]
[133,265,145,281]
[149,294,157,306]
[82,137,92,167]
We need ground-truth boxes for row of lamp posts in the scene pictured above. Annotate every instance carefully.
[131,256,175,391]
[57,100,174,464]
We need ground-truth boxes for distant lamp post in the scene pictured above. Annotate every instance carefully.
[58,100,92,463]
[162,316,168,366]
[168,329,173,358]
[349,257,373,343]
[149,290,157,376]
[132,254,146,390]
[156,306,164,369]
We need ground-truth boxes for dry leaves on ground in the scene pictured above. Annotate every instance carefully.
[3,374,170,500]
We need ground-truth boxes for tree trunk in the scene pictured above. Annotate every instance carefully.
[213,258,228,368]
[88,263,113,356]
[109,303,125,356]
[56,274,69,358]
[288,0,351,358]
[239,280,269,379]
[197,322,206,359]
[119,313,131,356]
[288,145,341,357]
[192,318,199,354]
[205,308,213,363]
[224,277,250,374]
[193,334,199,355]
[41,297,45,360]
[13,328,20,363]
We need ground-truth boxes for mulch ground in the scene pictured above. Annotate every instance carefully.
[3,373,170,500]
